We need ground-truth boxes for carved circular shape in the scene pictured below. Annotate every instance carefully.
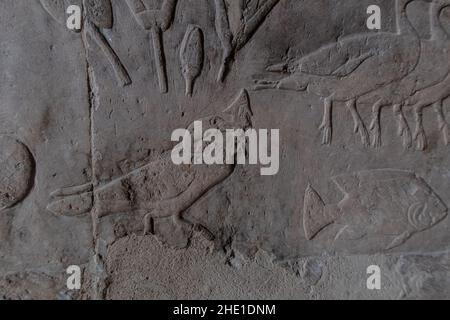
[0,136,34,211]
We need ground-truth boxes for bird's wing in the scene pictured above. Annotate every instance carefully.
[159,162,196,200]
[132,157,196,202]
[298,35,376,77]
[330,52,374,77]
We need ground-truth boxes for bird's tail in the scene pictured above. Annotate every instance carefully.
[47,183,93,217]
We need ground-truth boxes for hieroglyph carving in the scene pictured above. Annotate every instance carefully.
[125,0,177,93]
[47,89,253,237]
[255,0,450,151]
[359,0,450,150]
[254,0,422,147]
[40,0,131,86]
[180,25,204,97]
[215,0,280,82]
[303,170,448,250]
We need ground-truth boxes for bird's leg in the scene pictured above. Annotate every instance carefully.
[413,104,428,151]
[172,211,194,230]
[347,99,370,147]
[433,100,450,146]
[319,97,333,145]
[143,212,155,236]
[393,104,412,149]
[369,100,384,148]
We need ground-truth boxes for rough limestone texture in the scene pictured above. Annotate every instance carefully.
[1,0,450,300]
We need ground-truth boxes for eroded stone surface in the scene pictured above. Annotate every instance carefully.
[1,0,450,299]
[0,136,34,211]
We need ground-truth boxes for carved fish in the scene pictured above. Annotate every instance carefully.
[180,25,204,96]
[303,170,448,250]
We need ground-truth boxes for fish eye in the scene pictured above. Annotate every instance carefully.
[418,210,431,224]
[408,202,431,230]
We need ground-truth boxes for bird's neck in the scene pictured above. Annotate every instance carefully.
[430,2,449,41]
[396,0,415,35]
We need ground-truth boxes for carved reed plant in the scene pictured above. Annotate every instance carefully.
[214,0,280,82]
[125,0,178,93]
[40,0,131,86]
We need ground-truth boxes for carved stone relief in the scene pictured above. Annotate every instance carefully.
[0,136,35,211]
[1,0,450,299]
[41,0,131,86]
[304,170,448,250]
[180,25,204,96]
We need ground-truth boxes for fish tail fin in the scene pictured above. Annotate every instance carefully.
[303,184,334,240]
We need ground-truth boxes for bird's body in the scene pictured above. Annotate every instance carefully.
[254,0,420,146]
[279,32,420,100]
[47,153,234,234]
[47,90,253,235]
[97,155,233,221]
[358,0,450,148]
